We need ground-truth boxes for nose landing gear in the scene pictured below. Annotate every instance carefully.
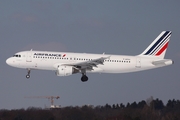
[26,69,31,79]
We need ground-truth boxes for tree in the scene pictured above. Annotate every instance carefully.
[137,100,146,108]
[153,99,164,110]
[120,103,125,109]
[126,102,130,108]
[130,101,137,108]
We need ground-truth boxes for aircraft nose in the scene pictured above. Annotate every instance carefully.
[6,58,13,66]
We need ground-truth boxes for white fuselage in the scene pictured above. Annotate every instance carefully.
[6,50,172,74]
[5,31,173,81]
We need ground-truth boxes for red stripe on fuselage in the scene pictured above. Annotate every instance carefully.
[155,42,169,56]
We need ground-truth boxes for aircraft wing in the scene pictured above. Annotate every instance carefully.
[63,56,110,71]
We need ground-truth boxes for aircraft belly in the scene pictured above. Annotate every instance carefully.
[23,59,55,70]
[97,63,136,73]
[35,62,55,70]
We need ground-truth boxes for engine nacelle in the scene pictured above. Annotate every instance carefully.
[56,66,79,76]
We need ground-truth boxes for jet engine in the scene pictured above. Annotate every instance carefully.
[56,66,79,76]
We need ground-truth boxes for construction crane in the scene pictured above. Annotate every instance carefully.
[25,96,60,108]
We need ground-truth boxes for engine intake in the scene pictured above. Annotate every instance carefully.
[56,66,79,76]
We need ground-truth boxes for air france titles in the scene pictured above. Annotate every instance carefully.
[34,53,61,57]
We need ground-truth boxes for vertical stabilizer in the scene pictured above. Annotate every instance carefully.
[139,31,172,58]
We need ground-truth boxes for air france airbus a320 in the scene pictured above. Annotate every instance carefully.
[6,31,173,82]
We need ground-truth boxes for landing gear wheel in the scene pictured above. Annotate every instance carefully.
[81,75,88,82]
[26,75,30,79]
[26,69,31,79]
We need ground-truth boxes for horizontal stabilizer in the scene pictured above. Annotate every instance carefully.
[152,59,173,66]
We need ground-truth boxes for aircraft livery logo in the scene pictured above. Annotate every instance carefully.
[63,54,66,57]
[34,53,62,57]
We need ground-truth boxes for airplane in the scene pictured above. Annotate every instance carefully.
[6,31,173,82]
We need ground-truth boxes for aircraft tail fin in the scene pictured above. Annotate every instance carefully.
[139,31,172,58]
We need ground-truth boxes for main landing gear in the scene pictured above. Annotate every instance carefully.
[26,69,31,79]
[81,73,88,82]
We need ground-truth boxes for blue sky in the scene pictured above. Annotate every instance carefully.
[0,1,180,109]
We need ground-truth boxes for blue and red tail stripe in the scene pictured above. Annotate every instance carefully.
[155,42,169,56]
[144,31,171,56]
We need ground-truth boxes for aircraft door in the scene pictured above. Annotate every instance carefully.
[136,58,141,68]
[26,51,32,62]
